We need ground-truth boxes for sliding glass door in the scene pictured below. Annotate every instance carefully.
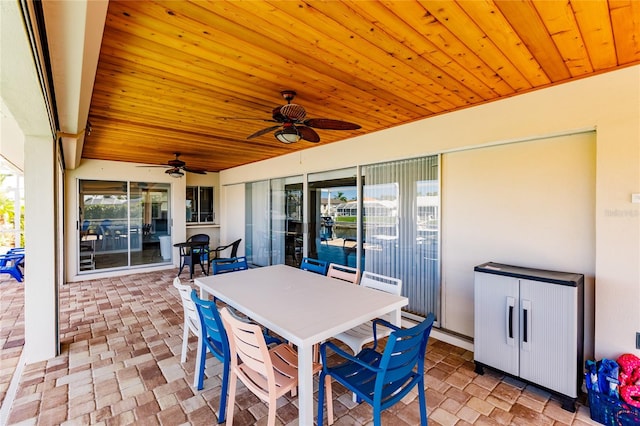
[79,180,171,272]
[245,177,304,267]
[362,156,440,318]
[243,159,440,322]
[308,168,360,268]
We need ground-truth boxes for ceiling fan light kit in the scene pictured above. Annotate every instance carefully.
[139,153,206,177]
[166,168,184,178]
[275,126,301,143]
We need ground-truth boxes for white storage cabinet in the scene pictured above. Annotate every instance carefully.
[473,262,584,412]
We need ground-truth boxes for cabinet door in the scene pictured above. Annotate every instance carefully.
[519,279,577,397]
[474,272,519,376]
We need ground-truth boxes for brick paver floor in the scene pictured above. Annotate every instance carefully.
[1,269,598,425]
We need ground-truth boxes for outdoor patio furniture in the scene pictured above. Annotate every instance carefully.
[190,290,231,423]
[210,256,248,275]
[326,263,360,284]
[333,271,402,355]
[317,313,435,426]
[195,264,406,424]
[172,278,200,367]
[220,306,333,426]
[0,252,25,282]
[299,257,328,275]
[175,234,210,279]
[7,248,25,270]
[206,238,241,273]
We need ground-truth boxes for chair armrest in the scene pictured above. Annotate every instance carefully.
[212,243,233,252]
[320,341,382,373]
[0,254,24,262]
[371,318,402,350]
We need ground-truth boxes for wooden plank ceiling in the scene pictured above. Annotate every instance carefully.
[84,0,640,173]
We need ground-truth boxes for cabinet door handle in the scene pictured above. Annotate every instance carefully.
[521,299,531,351]
[506,296,515,346]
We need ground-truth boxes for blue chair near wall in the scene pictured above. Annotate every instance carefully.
[210,256,248,275]
[299,257,328,275]
[207,238,241,274]
[190,290,231,423]
[317,313,436,426]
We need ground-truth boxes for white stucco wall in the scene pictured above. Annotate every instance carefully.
[220,65,640,359]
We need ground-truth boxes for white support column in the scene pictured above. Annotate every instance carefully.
[23,135,57,363]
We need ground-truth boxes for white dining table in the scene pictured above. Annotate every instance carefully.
[194,264,408,425]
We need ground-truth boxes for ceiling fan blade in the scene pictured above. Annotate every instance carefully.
[183,166,207,175]
[297,126,320,143]
[247,125,282,139]
[217,117,279,123]
[304,118,361,130]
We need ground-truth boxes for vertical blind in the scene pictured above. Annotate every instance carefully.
[245,180,270,266]
[363,156,440,319]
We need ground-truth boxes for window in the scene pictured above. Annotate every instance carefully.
[79,180,171,271]
[186,186,214,223]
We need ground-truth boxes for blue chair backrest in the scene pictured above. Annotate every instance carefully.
[300,257,328,275]
[375,313,435,400]
[211,256,248,275]
[190,290,229,361]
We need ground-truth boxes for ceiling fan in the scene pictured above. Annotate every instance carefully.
[143,153,207,178]
[245,91,361,144]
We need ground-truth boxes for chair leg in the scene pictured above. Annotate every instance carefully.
[225,372,237,426]
[181,321,189,364]
[218,360,230,424]
[325,374,334,425]
[194,336,206,390]
[418,381,428,425]
[267,392,277,426]
[317,371,326,426]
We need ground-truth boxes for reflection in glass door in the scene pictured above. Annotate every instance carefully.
[245,180,270,267]
[308,168,360,269]
[271,176,303,267]
[130,182,170,266]
[79,180,171,271]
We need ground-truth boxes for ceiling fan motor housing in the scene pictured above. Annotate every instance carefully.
[280,103,306,121]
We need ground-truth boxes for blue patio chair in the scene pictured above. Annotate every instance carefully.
[190,290,231,424]
[0,252,25,282]
[317,313,436,426]
[210,256,248,275]
[7,248,25,271]
[300,257,328,275]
